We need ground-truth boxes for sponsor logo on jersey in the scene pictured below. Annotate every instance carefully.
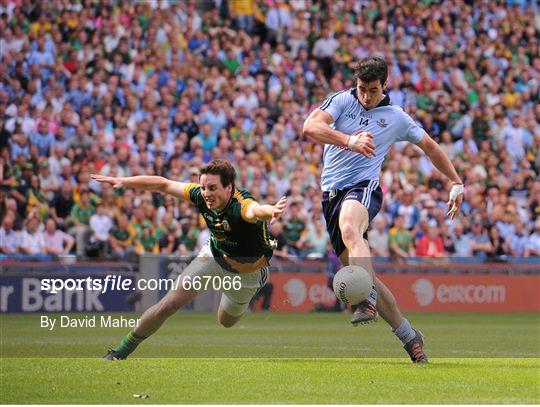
[376,118,388,128]
[219,219,231,232]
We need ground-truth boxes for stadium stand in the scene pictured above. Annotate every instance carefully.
[0,0,538,263]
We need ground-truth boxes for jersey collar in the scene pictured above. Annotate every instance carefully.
[351,88,391,110]
[217,189,236,216]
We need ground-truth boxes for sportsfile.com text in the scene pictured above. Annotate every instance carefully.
[40,275,242,294]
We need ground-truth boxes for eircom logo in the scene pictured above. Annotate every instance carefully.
[284,278,307,307]
[411,278,506,306]
[283,278,336,308]
[411,279,435,306]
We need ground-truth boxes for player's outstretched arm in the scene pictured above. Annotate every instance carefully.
[416,134,464,219]
[303,109,375,157]
[90,174,187,199]
[244,196,288,224]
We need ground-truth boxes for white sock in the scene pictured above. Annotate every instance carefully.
[393,318,416,344]
[367,285,377,306]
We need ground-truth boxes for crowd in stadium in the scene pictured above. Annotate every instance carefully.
[0,0,538,262]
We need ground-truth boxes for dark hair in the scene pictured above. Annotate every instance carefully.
[199,159,236,189]
[354,56,388,85]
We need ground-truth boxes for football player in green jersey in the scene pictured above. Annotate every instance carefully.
[91,159,287,359]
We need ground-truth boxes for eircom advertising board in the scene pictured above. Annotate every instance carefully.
[265,272,540,312]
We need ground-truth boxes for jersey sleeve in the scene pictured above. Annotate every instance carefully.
[183,183,204,206]
[319,90,349,123]
[235,190,259,224]
[240,198,257,224]
[397,111,425,144]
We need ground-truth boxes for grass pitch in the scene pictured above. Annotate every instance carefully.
[1,312,539,404]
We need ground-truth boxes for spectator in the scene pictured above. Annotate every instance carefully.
[20,216,47,256]
[135,222,159,255]
[508,221,529,257]
[50,181,74,229]
[502,114,532,164]
[230,0,255,34]
[454,127,479,155]
[487,225,510,260]
[26,174,49,220]
[312,26,339,79]
[109,213,135,260]
[416,225,445,258]
[285,202,306,257]
[43,218,75,256]
[159,224,182,255]
[469,221,493,259]
[0,213,19,255]
[269,220,289,259]
[393,189,420,230]
[180,215,202,255]
[3,198,23,230]
[9,133,30,159]
[368,217,389,257]
[68,190,95,258]
[29,120,54,157]
[88,202,113,257]
[302,218,330,259]
[38,160,57,201]
[265,0,292,46]
[194,123,218,153]
[389,215,415,262]
[525,220,540,257]
[200,100,227,140]
[496,208,516,237]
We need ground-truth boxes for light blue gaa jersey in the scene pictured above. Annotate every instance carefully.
[319,88,425,191]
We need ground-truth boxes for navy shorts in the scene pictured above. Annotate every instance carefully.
[321,180,383,257]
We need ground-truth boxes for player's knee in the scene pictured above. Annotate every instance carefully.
[219,319,236,328]
[218,315,239,328]
[340,222,363,246]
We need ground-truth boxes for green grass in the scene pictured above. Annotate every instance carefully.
[1,312,540,403]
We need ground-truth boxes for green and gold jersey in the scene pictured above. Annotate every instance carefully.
[183,183,274,273]
[110,227,132,244]
[70,204,95,226]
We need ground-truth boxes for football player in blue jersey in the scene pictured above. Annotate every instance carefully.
[304,56,464,363]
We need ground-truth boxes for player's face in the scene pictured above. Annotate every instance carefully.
[200,173,232,211]
[356,79,386,109]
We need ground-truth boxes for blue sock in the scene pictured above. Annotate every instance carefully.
[367,285,377,306]
[393,318,416,344]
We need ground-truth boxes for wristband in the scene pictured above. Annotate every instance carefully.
[449,184,464,202]
[347,134,360,149]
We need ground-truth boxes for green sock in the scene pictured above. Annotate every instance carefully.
[114,330,147,357]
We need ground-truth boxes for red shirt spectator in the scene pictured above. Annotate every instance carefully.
[416,226,445,257]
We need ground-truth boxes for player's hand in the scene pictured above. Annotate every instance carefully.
[90,174,124,189]
[348,131,376,158]
[270,196,288,225]
[446,183,464,220]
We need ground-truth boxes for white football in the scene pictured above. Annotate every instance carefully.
[332,265,373,304]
